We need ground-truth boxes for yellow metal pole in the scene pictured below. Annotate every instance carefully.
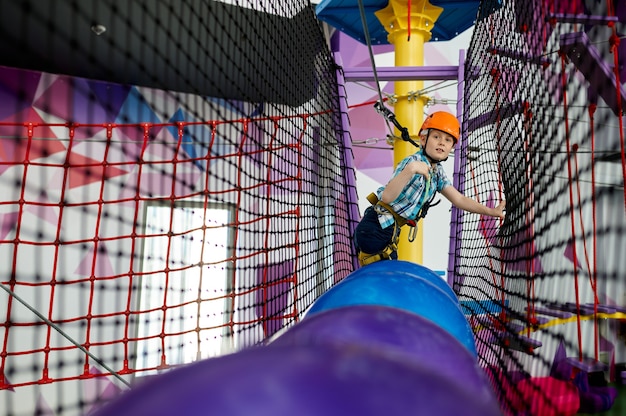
[375,0,442,264]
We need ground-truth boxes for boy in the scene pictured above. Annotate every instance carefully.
[354,111,506,266]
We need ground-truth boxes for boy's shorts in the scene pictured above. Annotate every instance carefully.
[354,206,398,259]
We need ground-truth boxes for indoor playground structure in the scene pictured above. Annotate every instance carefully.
[0,0,625,415]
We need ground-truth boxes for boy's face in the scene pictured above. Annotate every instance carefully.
[421,129,456,161]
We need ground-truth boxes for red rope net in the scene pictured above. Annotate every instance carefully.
[0,3,359,413]
[1,113,356,395]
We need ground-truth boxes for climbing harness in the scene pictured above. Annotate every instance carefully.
[356,192,404,266]
[358,181,440,267]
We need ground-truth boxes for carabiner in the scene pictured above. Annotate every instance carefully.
[407,222,418,242]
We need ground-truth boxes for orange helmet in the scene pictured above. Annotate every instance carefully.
[420,111,460,143]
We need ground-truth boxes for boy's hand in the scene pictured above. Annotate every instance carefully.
[405,161,431,179]
[493,200,506,219]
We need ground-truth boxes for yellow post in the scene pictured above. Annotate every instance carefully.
[374,0,442,264]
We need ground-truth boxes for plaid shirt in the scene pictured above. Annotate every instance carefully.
[375,150,452,229]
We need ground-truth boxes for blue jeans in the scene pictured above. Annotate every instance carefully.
[354,207,399,259]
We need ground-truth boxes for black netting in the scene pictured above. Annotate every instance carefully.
[0,1,359,414]
[457,0,625,414]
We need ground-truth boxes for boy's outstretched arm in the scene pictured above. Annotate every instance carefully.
[441,186,506,219]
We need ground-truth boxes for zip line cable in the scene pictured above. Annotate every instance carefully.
[356,0,385,108]
[356,0,421,149]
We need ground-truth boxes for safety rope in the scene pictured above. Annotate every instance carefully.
[356,0,421,149]
[356,0,384,106]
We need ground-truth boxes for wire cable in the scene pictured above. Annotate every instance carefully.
[356,0,385,107]
[0,281,131,387]
[355,0,421,149]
